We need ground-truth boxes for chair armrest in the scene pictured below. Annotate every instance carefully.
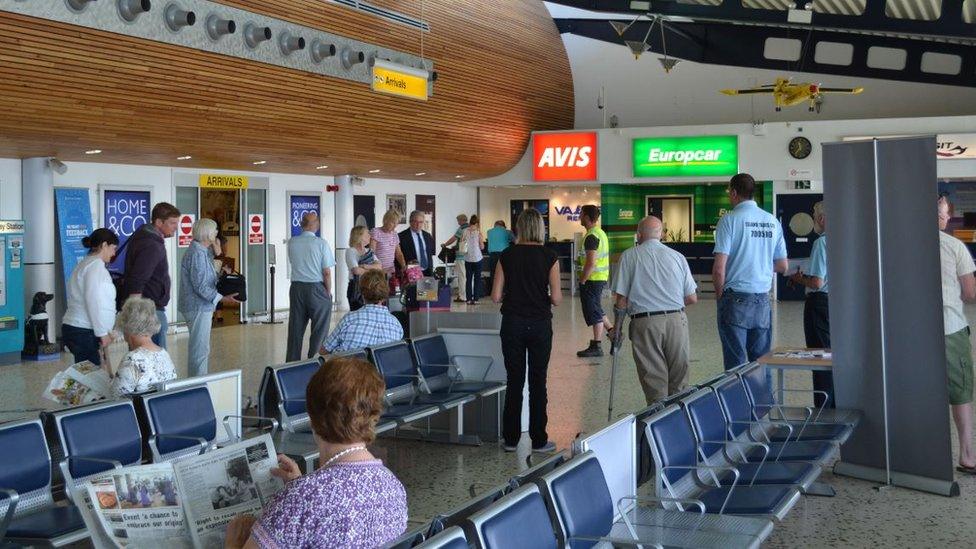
[150,434,209,460]
[224,415,280,442]
[661,465,740,514]
[451,355,494,381]
[729,419,794,443]
[567,534,663,548]
[65,456,124,470]
[617,495,706,514]
[0,487,19,540]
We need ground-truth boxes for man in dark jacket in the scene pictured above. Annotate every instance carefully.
[399,210,435,277]
[123,202,180,348]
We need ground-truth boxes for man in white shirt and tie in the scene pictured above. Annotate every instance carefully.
[399,210,435,276]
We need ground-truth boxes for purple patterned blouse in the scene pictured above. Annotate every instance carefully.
[252,460,408,549]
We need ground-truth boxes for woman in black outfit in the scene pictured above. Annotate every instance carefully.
[491,208,562,453]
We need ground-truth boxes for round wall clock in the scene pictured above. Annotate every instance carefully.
[789,136,813,159]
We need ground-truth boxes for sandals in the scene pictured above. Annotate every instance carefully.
[956,464,976,475]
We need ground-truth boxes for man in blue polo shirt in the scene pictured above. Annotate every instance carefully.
[712,173,788,370]
[286,212,336,361]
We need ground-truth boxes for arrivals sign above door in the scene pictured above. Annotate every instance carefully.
[632,135,739,178]
[199,174,249,189]
[533,132,598,182]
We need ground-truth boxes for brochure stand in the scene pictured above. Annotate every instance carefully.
[823,136,957,496]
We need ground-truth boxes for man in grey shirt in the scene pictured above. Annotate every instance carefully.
[612,216,698,404]
[286,212,336,361]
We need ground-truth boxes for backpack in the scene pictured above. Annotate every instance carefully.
[109,236,132,312]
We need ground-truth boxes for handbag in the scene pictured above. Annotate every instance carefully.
[217,272,247,302]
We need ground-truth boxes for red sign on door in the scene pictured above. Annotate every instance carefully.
[177,214,195,248]
[533,132,598,182]
[248,214,264,245]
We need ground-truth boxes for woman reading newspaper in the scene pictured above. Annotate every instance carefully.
[224,357,407,549]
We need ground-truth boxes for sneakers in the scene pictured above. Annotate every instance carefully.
[532,441,557,453]
[502,443,518,452]
[576,340,604,358]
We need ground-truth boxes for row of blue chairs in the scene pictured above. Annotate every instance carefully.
[0,376,268,547]
[384,361,861,548]
[257,334,506,472]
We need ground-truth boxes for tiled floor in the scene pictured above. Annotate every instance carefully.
[3,297,976,547]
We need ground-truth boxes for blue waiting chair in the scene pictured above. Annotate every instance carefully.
[715,375,854,444]
[465,484,559,549]
[0,418,88,547]
[738,362,861,428]
[48,400,143,500]
[681,389,825,491]
[427,483,510,538]
[644,405,802,520]
[139,385,277,462]
[539,451,770,549]
[416,526,468,548]
[367,342,450,425]
[409,334,505,397]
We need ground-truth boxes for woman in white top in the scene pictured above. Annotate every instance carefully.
[463,215,485,305]
[345,226,382,311]
[62,228,119,366]
[111,296,177,397]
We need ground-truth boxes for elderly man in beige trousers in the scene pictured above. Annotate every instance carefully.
[612,216,698,405]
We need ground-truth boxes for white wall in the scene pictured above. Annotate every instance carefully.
[0,158,23,219]
[0,159,477,320]
[472,115,976,188]
[479,185,599,242]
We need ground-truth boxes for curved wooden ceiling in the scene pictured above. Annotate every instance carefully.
[0,1,573,179]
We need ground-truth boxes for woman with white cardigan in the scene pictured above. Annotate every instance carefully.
[62,228,119,366]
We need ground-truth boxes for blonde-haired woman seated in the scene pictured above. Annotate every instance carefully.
[346,225,382,311]
[111,296,177,397]
[225,357,408,549]
[369,209,405,275]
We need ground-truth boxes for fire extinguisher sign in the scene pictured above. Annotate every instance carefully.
[248,214,264,245]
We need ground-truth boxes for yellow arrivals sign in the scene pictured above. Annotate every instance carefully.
[199,174,249,189]
[371,59,429,102]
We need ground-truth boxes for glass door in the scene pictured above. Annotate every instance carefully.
[173,185,199,324]
[244,189,268,316]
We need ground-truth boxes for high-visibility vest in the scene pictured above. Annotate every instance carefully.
[577,226,610,282]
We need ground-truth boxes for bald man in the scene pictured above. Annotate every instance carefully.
[286,212,335,361]
[611,216,698,404]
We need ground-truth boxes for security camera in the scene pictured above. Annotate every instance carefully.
[47,158,67,175]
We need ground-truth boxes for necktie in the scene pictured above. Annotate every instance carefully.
[416,232,427,270]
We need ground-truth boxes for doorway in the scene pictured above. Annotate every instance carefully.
[201,189,242,327]
[775,193,823,301]
[510,199,550,241]
[646,195,693,242]
[173,174,269,326]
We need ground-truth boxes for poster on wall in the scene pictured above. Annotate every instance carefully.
[54,188,93,286]
[103,189,151,272]
[386,194,407,224]
[354,195,375,229]
[415,195,436,242]
[288,194,321,237]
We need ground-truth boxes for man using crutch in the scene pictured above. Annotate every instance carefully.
[611,216,698,406]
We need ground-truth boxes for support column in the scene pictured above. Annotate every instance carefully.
[22,158,57,343]
[334,175,354,311]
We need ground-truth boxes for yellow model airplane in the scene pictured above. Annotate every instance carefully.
[721,77,864,112]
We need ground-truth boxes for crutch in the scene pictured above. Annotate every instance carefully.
[607,307,628,422]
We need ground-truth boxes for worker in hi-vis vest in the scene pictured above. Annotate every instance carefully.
[576,205,614,358]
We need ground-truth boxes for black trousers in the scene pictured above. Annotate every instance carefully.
[500,316,553,446]
[803,292,835,409]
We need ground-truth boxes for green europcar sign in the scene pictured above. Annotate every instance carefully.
[632,135,739,178]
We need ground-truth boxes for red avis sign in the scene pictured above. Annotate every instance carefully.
[533,132,598,182]
[248,214,264,245]
[177,214,195,248]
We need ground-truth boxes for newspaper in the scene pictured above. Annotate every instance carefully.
[80,434,282,549]
[175,434,283,548]
[43,360,112,405]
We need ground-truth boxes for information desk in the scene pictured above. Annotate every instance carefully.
[757,347,833,399]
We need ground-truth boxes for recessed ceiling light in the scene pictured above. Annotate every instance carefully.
[414,172,427,176]
[369,169,381,173]
[252,160,267,165]
[315,165,329,170]
[177,155,192,160]
[455,175,465,179]
[84,149,102,155]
